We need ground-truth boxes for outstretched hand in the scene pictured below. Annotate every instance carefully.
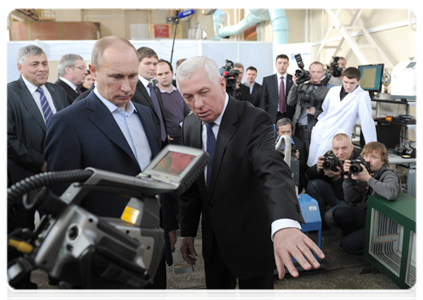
[273,228,325,279]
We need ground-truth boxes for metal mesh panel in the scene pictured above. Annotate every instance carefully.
[405,231,416,287]
[369,209,404,277]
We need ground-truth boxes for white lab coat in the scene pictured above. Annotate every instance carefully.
[307,85,377,166]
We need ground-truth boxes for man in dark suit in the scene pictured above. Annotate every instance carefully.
[7,44,68,289]
[176,56,324,289]
[54,54,88,104]
[44,36,177,288]
[132,47,168,147]
[244,66,262,107]
[259,54,295,123]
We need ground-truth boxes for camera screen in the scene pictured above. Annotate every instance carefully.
[152,151,196,176]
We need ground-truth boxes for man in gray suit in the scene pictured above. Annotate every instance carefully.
[7,44,68,288]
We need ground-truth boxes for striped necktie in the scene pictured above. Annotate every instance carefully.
[36,87,52,125]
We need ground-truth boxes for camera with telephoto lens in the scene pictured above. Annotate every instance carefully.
[294,54,310,84]
[349,156,370,175]
[322,152,341,172]
[299,84,316,108]
[220,59,240,88]
[329,56,343,78]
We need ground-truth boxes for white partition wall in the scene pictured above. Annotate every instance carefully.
[7,40,275,85]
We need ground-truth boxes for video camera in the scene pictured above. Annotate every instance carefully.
[294,54,310,84]
[328,56,343,78]
[322,152,342,172]
[349,156,370,175]
[7,145,209,289]
[220,59,240,89]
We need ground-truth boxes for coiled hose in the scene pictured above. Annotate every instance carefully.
[8,169,94,210]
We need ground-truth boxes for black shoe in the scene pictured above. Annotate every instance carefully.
[321,221,330,231]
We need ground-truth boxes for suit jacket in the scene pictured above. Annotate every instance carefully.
[249,82,262,107]
[259,73,295,122]
[74,84,94,103]
[44,92,161,217]
[54,78,80,105]
[132,80,168,142]
[179,96,304,279]
[7,76,68,185]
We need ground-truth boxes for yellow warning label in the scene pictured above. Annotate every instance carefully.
[121,206,141,225]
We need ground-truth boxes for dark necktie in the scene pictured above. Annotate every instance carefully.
[76,86,81,95]
[279,76,285,113]
[36,87,52,125]
[206,122,216,190]
[147,82,166,141]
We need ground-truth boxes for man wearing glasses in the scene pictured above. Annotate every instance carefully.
[54,53,88,104]
[334,141,400,255]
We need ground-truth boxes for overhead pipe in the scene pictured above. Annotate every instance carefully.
[268,9,290,44]
[213,9,269,39]
[212,9,290,45]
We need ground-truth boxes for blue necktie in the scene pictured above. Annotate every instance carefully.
[36,87,52,125]
[206,122,216,190]
[147,82,166,141]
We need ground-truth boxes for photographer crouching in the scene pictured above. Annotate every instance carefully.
[333,142,400,255]
[287,57,329,154]
[305,133,361,229]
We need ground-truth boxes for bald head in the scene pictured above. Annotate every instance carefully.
[91,36,138,70]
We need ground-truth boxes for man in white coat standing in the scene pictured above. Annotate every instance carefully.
[307,67,377,166]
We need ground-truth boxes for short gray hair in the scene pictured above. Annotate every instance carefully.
[57,54,84,77]
[176,56,221,88]
[276,118,292,128]
[16,45,45,65]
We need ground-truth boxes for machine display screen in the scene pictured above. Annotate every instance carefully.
[358,64,384,93]
[152,151,196,176]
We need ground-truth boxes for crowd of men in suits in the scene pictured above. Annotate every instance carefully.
[9,36,383,289]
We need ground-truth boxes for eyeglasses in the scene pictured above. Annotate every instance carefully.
[71,66,86,71]
[363,154,381,160]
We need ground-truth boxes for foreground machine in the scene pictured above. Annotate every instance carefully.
[7,145,209,289]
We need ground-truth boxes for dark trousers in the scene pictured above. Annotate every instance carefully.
[306,179,344,227]
[333,206,366,256]
[204,234,274,289]
[276,111,290,123]
[295,125,310,154]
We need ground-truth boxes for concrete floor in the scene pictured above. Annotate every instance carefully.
[25,224,411,300]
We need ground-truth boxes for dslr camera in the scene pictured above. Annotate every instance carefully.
[329,56,343,78]
[299,84,316,108]
[220,59,240,88]
[349,156,370,175]
[322,152,341,172]
[294,54,310,84]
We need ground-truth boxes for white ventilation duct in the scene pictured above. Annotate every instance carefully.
[213,9,290,44]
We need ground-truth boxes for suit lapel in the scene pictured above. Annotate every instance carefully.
[208,97,238,196]
[86,94,138,164]
[17,77,46,132]
[46,83,66,110]
[137,81,155,108]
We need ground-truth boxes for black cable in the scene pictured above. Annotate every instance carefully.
[7,169,94,208]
